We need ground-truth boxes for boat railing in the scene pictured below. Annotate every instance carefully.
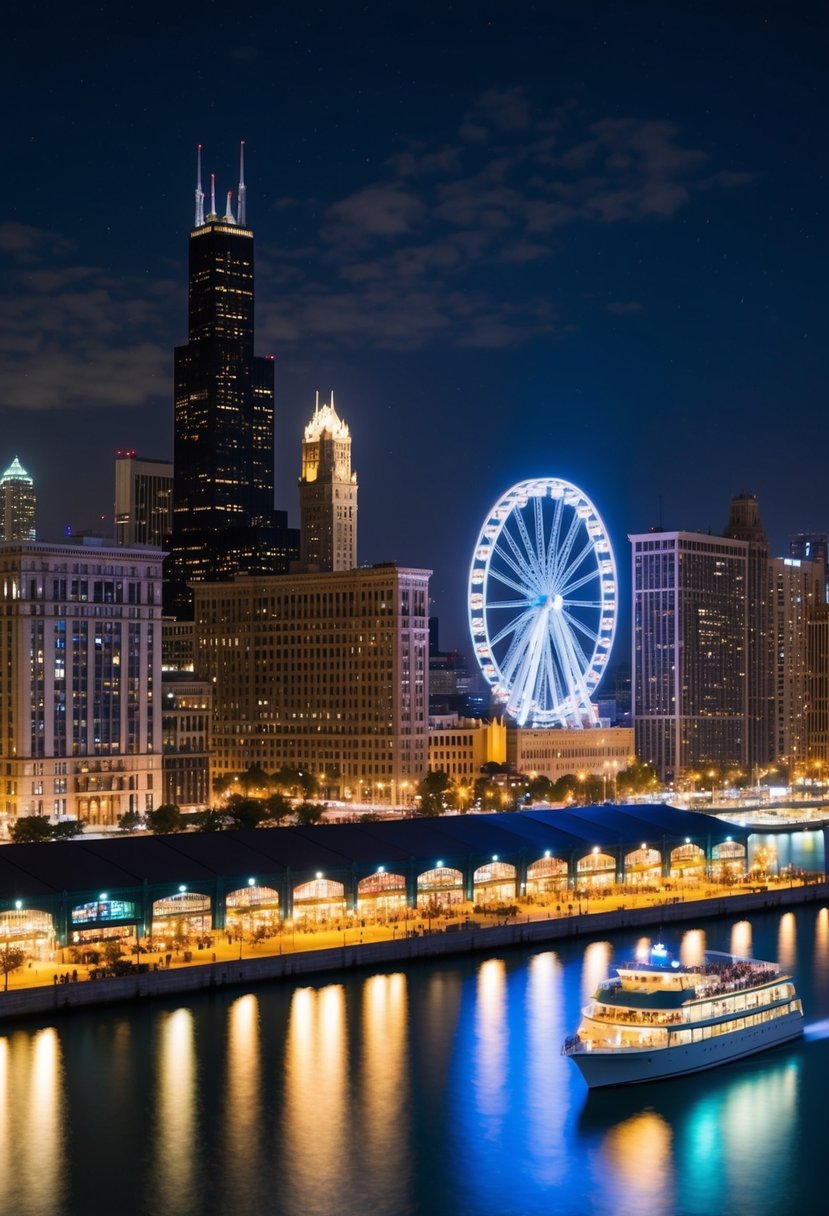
[562,1034,581,1056]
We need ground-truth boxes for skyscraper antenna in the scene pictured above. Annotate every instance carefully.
[224,190,235,223]
[237,140,247,226]
[209,172,217,220]
[195,144,205,227]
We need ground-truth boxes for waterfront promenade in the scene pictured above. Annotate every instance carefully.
[1,877,825,1022]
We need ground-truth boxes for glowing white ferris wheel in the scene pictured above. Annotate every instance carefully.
[468,477,617,728]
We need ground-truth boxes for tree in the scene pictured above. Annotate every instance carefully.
[264,791,292,825]
[190,808,229,832]
[226,798,266,830]
[294,801,326,826]
[9,816,52,844]
[0,944,25,991]
[272,764,318,799]
[51,819,84,840]
[417,770,451,816]
[528,775,554,803]
[146,804,184,834]
[118,809,143,833]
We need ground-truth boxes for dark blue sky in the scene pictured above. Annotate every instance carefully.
[1,1,826,654]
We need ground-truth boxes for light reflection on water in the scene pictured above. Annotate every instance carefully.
[1,906,827,1216]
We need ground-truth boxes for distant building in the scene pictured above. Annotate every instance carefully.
[115,451,173,548]
[166,144,298,616]
[0,541,163,826]
[630,527,751,780]
[427,716,507,789]
[193,564,430,802]
[0,457,36,541]
[298,393,357,572]
[428,616,481,716]
[162,674,212,811]
[162,618,196,673]
[769,557,824,769]
[508,726,635,788]
[723,493,771,770]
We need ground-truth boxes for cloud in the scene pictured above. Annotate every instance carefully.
[257,91,752,352]
[0,237,174,411]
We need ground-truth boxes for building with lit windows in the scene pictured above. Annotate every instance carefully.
[508,727,635,787]
[166,144,297,616]
[0,540,162,828]
[0,457,36,541]
[427,716,507,789]
[115,451,173,548]
[193,564,430,800]
[770,556,824,769]
[298,392,357,572]
[161,674,211,810]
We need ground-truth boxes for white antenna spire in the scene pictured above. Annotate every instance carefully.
[237,140,247,226]
[209,172,217,219]
[224,190,235,223]
[195,144,205,227]
[315,390,320,413]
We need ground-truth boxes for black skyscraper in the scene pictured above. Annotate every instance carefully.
[166,144,298,617]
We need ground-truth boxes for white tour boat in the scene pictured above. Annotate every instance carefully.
[563,945,804,1089]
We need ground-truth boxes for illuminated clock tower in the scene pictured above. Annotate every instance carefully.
[298,392,358,572]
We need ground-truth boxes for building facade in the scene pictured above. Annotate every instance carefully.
[166,146,297,616]
[193,564,430,800]
[427,716,507,789]
[298,393,357,572]
[0,541,162,827]
[769,556,824,771]
[631,528,751,780]
[115,452,173,548]
[0,457,36,541]
[507,726,635,788]
[161,673,211,810]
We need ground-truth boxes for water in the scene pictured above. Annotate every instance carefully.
[3,905,829,1216]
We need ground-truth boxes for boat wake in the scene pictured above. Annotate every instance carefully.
[803,1019,829,1041]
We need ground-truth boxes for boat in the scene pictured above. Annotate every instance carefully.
[563,945,804,1088]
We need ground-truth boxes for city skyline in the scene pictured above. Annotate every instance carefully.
[1,3,826,653]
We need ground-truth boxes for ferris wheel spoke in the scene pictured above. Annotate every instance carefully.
[564,598,603,610]
[558,539,597,589]
[552,613,594,724]
[497,533,542,593]
[499,612,540,689]
[487,598,535,611]
[560,567,600,597]
[487,563,536,599]
[489,606,535,648]
[544,495,564,583]
[562,610,599,645]
[513,510,545,583]
[542,632,565,721]
[552,511,583,584]
[534,495,546,576]
[507,610,550,725]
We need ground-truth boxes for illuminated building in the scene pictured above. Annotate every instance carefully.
[166,143,297,616]
[427,716,506,788]
[114,451,173,547]
[769,556,824,768]
[508,727,635,787]
[161,674,211,810]
[723,493,771,770]
[0,540,162,826]
[298,392,357,571]
[0,457,36,541]
[193,564,430,799]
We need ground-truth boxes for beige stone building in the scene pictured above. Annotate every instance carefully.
[0,541,163,828]
[161,674,212,810]
[297,393,357,572]
[427,716,507,788]
[508,726,635,790]
[193,564,430,801]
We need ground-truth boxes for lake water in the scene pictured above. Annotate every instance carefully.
[3,905,829,1216]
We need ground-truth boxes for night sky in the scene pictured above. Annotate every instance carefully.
[1,2,826,656]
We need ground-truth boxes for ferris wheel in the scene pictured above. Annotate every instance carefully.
[468,477,617,728]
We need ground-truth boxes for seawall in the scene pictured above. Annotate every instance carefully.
[1,882,825,1024]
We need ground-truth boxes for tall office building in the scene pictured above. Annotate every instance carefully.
[769,556,824,768]
[193,564,430,800]
[631,528,750,780]
[0,457,36,541]
[0,540,162,825]
[723,493,771,769]
[115,451,173,547]
[298,392,358,572]
[166,144,297,616]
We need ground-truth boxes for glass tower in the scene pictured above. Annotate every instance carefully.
[166,147,297,616]
[0,457,36,541]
